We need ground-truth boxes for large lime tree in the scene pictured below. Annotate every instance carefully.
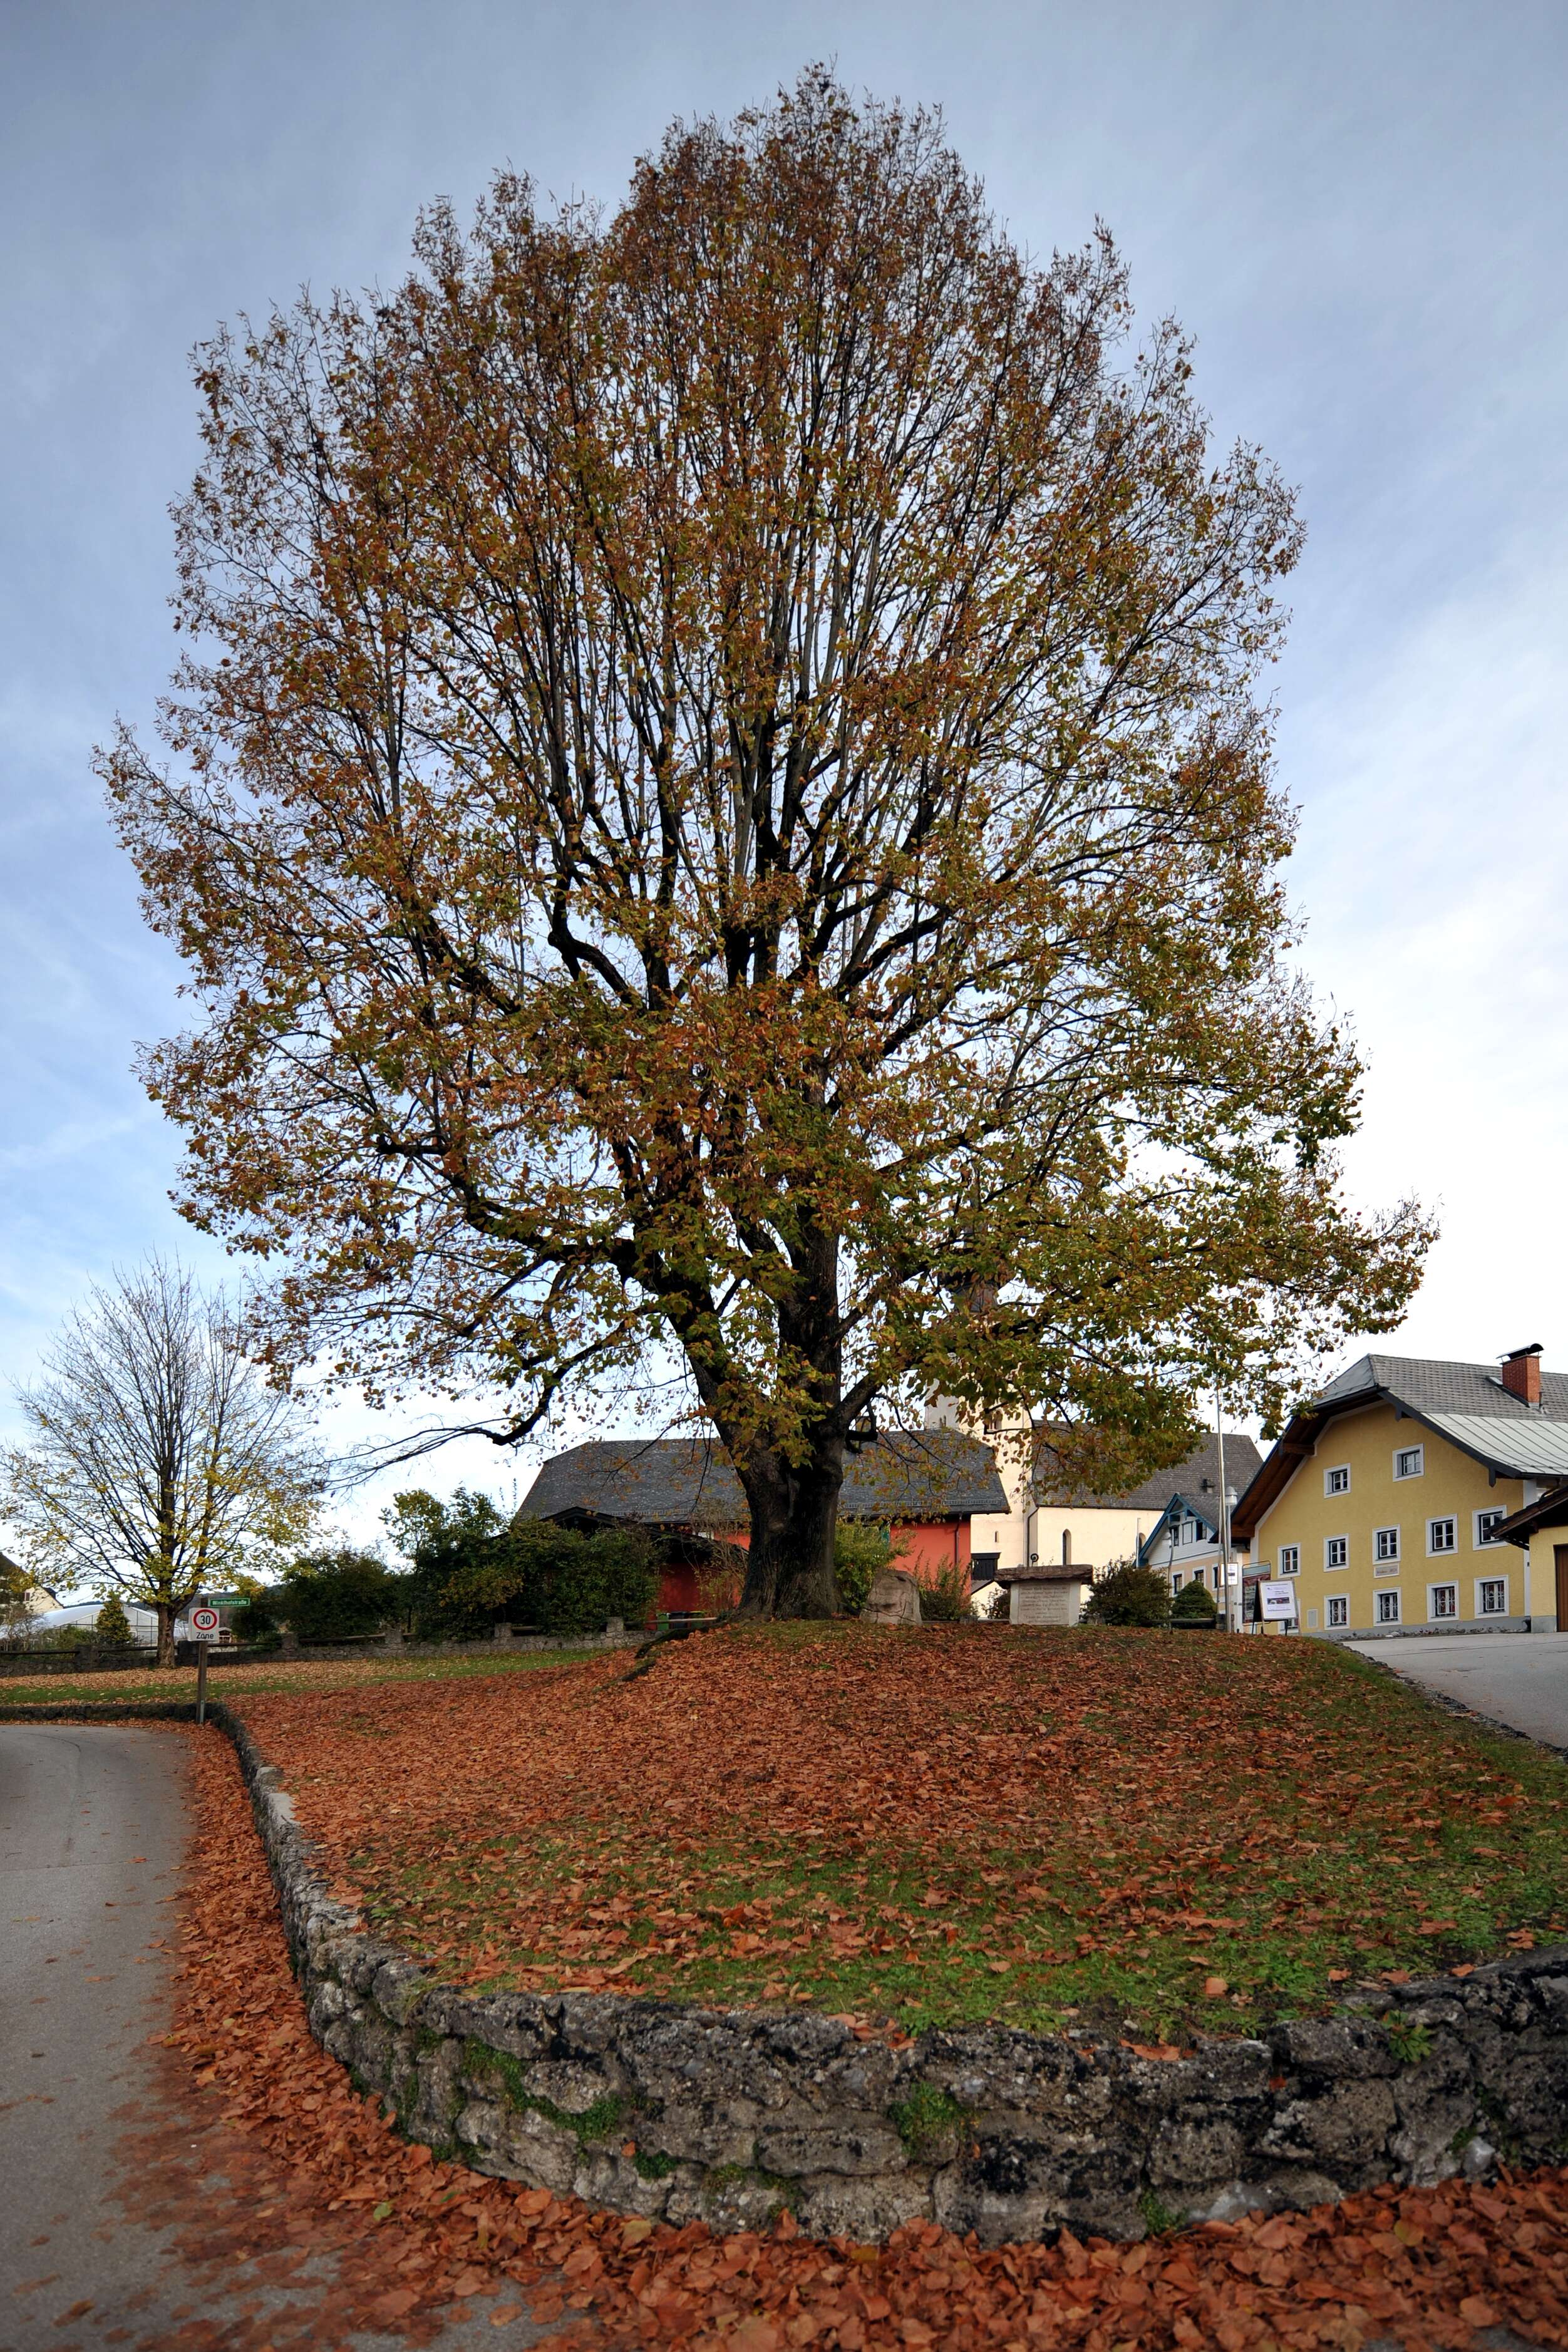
[105,75,1428,1617]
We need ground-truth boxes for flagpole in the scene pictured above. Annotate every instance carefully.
[1216,1388,1234,1632]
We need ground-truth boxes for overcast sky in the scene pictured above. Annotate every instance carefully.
[3,0,1565,1544]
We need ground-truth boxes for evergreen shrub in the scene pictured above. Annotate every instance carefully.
[94,1591,133,1645]
[1081,1560,1172,1627]
[387,1489,656,1638]
[1170,1579,1219,1624]
[231,1594,280,1643]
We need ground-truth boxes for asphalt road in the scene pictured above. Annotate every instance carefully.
[1345,1629,1568,1750]
[0,1724,557,2352]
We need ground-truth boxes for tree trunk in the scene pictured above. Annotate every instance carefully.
[736,1442,844,1620]
[155,1600,176,1668]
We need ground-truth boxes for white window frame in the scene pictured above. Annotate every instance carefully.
[1476,1576,1509,1617]
[1170,1571,1184,1591]
[1427,1516,1457,1557]
[1374,1525,1400,1568]
[1375,1589,1401,1625]
[1427,1582,1457,1622]
[1393,1443,1425,1482]
[1324,1534,1349,1571]
[1326,1594,1349,1629]
[1474,1509,1505,1549]
[1324,1463,1351,1497]
[1179,1516,1197,1545]
[1277,1544,1300,1577]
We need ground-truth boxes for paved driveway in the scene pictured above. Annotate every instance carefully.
[1344,1630,1568,1751]
[1,1723,557,2351]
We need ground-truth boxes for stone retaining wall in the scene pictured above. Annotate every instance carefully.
[220,1705,1568,2245]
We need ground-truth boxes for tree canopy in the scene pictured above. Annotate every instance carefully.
[105,73,1429,1617]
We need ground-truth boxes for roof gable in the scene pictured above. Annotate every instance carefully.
[1137,1490,1223,1562]
[1233,1350,1568,1537]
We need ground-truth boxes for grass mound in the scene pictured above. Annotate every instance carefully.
[231,1622,1568,2043]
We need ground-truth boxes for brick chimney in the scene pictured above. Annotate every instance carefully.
[1501,1344,1543,1406]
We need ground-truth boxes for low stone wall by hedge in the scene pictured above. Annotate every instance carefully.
[219,1705,1568,2246]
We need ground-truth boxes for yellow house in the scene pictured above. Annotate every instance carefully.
[1232,1346,1568,1638]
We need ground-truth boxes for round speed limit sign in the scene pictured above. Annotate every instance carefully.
[190,1607,220,1639]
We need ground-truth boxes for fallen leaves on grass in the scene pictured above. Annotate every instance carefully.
[172,1721,1568,2349]
[227,1623,1568,2037]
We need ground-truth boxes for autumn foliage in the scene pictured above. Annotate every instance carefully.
[105,73,1428,1617]
[231,1624,1568,2039]
[161,1710,1568,2347]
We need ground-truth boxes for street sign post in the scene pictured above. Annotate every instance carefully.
[189,1607,219,1721]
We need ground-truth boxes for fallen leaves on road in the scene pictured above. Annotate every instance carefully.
[161,1708,1568,2348]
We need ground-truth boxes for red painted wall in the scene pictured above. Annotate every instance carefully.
[652,1517,970,1621]
[657,1560,703,1617]
[890,1520,970,1585]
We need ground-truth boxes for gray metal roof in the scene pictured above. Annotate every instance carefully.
[1033,1431,1264,1513]
[1418,1413,1568,1478]
[1313,1353,1568,1478]
[518,1431,1009,1529]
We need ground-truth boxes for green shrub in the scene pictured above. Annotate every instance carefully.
[1170,1578,1219,1624]
[37,1622,100,1651]
[276,1549,398,1641]
[919,1560,974,1622]
[231,1594,280,1643]
[833,1521,907,1616]
[1081,1560,1172,1627]
[386,1488,656,1639]
[94,1591,133,1646]
[508,1522,658,1636]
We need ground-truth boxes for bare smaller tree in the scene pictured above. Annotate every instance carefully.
[3,1259,324,1664]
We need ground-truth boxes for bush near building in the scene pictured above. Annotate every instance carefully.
[1081,1560,1172,1627]
[388,1490,657,1640]
[1171,1579,1220,1624]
